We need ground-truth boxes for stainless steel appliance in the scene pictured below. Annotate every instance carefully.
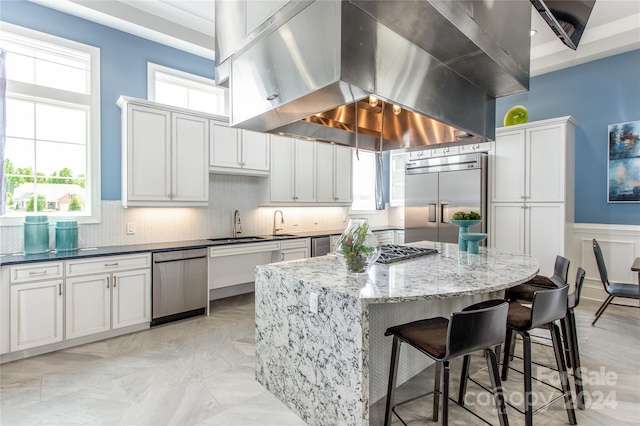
[151,248,208,326]
[376,245,438,264]
[405,153,487,244]
[311,237,331,257]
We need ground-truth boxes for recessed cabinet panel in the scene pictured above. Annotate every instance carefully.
[294,140,316,202]
[210,124,240,168]
[270,136,296,202]
[113,269,151,329]
[492,130,525,202]
[172,113,209,201]
[128,106,171,201]
[241,130,270,171]
[316,143,335,202]
[10,280,64,351]
[334,146,353,202]
[527,125,565,202]
[65,274,110,340]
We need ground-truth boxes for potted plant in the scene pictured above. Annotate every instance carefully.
[335,218,381,275]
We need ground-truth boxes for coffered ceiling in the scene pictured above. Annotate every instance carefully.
[29,0,640,76]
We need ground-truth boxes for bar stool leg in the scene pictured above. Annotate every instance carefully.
[560,317,573,369]
[433,361,442,422]
[484,348,509,426]
[501,328,514,381]
[519,332,533,426]
[384,336,401,426]
[549,323,578,425]
[567,308,585,409]
[442,361,450,426]
[457,355,471,405]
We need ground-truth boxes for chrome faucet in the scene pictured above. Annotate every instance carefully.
[233,210,242,238]
[273,210,284,235]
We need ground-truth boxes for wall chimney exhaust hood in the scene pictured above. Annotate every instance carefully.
[530,0,596,50]
[216,0,532,152]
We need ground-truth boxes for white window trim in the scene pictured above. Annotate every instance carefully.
[349,150,378,212]
[1,22,101,227]
[147,62,218,101]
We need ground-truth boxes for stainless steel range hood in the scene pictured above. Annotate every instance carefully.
[216,0,532,151]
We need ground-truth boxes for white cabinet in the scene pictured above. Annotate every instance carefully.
[459,142,493,154]
[489,116,577,276]
[209,241,280,290]
[118,96,209,207]
[316,144,353,203]
[277,239,310,262]
[10,277,64,352]
[209,123,270,176]
[409,149,431,159]
[65,254,151,339]
[390,152,409,206]
[373,230,395,245]
[267,136,316,203]
[395,230,405,244]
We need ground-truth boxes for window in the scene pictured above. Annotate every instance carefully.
[1,23,100,225]
[147,63,228,116]
[351,151,377,211]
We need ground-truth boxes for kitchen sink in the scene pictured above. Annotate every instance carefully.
[208,236,267,243]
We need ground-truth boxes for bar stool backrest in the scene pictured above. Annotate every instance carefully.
[530,285,569,329]
[592,239,610,287]
[446,300,508,360]
[550,255,571,287]
[572,267,586,309]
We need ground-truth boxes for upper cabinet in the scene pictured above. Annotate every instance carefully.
[118,97,209,207]
[209,124,270,176]
[261,136,352,206]
[316,143,353,203]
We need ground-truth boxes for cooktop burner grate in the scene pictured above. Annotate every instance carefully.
[376,244,438,264]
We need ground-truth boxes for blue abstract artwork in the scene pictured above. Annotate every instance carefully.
[608,120,640,202]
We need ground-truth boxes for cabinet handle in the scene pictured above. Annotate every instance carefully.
[29,270,47,275]
[113,278,117,288]
[105,262,119,267]
[58,283,62,296]
[281,253,284,261]
[106,277,110,288]
[266,93,279,101]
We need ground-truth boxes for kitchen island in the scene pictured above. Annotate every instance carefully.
[255,241,540,425]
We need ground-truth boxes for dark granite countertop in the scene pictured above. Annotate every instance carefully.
[0,226,404,266]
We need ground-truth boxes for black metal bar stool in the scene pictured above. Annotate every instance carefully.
[383,300,510,426]
[505,255,569,302]
[499,285,577,426]
[565,267,586,410]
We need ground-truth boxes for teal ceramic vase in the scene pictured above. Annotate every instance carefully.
[460,233,488,254]
[448,219,482,251]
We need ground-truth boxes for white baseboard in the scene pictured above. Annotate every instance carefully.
[568,223,640,303]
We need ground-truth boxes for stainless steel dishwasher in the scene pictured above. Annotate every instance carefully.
[151,248,208,326]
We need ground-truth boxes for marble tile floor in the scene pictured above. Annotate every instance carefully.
[1,295,638,426]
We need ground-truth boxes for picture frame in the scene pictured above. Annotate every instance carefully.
[607,120,640,203]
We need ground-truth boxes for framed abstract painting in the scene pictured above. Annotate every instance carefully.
[608,120,640,202]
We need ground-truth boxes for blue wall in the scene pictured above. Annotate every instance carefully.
[1,0,215,200]
[496,50,640,225]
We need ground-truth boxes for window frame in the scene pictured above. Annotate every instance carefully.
[1,22,101,226]
[349,150,378,213]
[147,62,228,116]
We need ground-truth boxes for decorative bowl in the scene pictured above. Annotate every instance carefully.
[460,233,487,254]
[448,219,482,228]
[503,105,528,127]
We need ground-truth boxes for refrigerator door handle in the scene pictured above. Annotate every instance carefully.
[440,202,450,223]
[428,204,437,222]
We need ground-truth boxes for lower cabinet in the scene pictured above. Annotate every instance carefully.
[10,279,64,352]
[277,239,310,262]
[5,254,151,356]
[373,230,395,245]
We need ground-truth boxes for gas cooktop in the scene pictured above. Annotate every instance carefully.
[376,244,438,264]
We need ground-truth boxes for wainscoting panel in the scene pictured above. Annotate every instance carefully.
[570,224,640,303]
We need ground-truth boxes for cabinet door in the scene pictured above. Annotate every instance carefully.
[210,123,240,169]
[241,130,270,171]
[172,113,209,202]
[315,143,335,202]
[127,105,171,201]
[527,203,565,277]
[270,135,296,202]
[10,280,64,351]
[492,130,525,202]
[294,139,316,202]
[334,146,353,202]
[112,269,151,329]
[490,203,525,253]
[280,248,309,262]
[526,124,565,202]
[390,152,409,206]
[65,274,111,339]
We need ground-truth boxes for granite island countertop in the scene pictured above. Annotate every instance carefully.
[254,241,539,425]
[257,241,540,304]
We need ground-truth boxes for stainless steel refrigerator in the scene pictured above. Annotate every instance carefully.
[404,153,487,244]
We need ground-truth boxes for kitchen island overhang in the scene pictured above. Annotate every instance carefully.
[255,242,540,425]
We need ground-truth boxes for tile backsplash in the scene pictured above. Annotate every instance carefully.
[1,174,355,254]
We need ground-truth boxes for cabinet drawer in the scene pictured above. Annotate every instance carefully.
[66,253,151,277]
[280,238,309,250]
[10,262,64,284]
[210,241,280,257]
